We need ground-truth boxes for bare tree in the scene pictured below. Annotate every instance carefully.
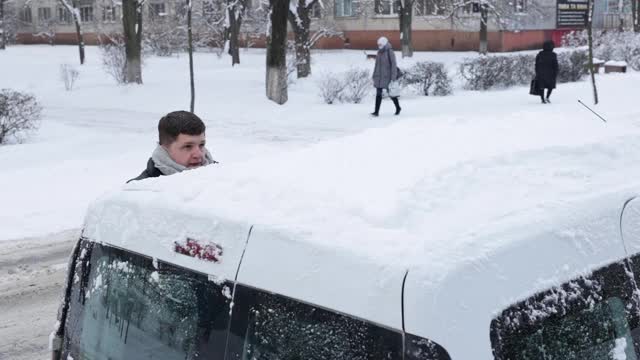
[194,0,226,52]
[618,0,625,31]
[225,0,247,65]
[0,0,6,49]
[143,3,188,56]
[0,0,18,49]
[634,0,639,32]
[587,0,598,104]
[241,0,269,49]
[59,0,85,64]
[397,0,414,57]
[187,0,195,111]
[446,0,546,54]
[288,0,315,77]
[288,0,342,78]
[266,0,288,104]
[34,12,57,45]
[122,0,143,83]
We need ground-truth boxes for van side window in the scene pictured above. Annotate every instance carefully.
[225,284,404,359]
[405,333,451,360]
[490,260,640,360]
[61,241,232,360]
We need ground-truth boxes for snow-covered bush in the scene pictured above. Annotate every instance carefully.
[144,17,188,56]
[99,38,128,85]
[557,49,588,82]
[402,61,452,96]
[60,64,80,91]
[563,30,640,71]
[317,72,346,104]
[561,30,590,48]
[459,50,587,90]
[0,89,42,144]
[459,55,535,90]
[341,68,371,104]
[317,68,373,104]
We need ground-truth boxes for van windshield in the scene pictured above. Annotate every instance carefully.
[62,242,231,360]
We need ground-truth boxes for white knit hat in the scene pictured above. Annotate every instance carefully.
[377,37,389,48]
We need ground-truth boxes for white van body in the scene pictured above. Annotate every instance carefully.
[51,116,640,359]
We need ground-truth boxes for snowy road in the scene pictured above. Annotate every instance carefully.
[0,230,78,360]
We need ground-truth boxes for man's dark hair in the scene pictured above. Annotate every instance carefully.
[158,111,206,145]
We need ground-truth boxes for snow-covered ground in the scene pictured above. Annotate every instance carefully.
[0,46,480,242]
[1,45,640,359]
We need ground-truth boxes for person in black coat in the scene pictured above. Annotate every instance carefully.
[535,40,559,104]
[128,111,217,183]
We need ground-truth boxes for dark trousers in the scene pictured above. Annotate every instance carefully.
[540,88,553,102]
[374,88,400,114]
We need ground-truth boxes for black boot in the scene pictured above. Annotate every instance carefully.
[392,97,401,115]
[371,95,382,116]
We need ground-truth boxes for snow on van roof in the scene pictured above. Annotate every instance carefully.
[89,110,640,286]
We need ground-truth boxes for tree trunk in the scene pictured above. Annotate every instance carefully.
[288,0,312,78]
[479,4,488,54]
[187,0,195,112]
[59,0,85,63]
[0,0,5,50]
[587,0,599,104]
[266,0,288,104]
[399,0,413,58]
[227,1,243,66]
[73,15,85,64]
[123,0,143,84]
[634,0,640,32]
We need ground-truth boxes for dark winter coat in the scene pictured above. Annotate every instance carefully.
[127,158,164,183]
[535,41,559,90]
[372,43,398,89]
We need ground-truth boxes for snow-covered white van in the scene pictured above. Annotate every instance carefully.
[49,180,640,360]
[48,118,640,360]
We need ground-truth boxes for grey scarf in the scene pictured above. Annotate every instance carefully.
[151,145,216,176]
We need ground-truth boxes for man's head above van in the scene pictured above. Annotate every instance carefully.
[128,111,217,182]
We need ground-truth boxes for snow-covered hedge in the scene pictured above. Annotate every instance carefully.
[459,50,588,90]
[562,30,640,71]
[401,61,453,96]
[317,68,372,104]
[557,50,588,82]
[459,54,535,90]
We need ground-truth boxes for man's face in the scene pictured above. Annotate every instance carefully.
[164,133,206,168]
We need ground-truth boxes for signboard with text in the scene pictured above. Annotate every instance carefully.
[557,0,589,28]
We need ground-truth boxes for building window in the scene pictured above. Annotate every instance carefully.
[335,0,353,17]
[20,6,33,23]
[80,6,94,22]
[102,5,117,22]
[514,0,527,13]
[149,3,166,20]
[38,7,52,21]
[58,7,73,23]
[416,0,446,15]
[458,2,476,15]
[310,1,322,18]
[174,2,187,18]
[374,0,400,15]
